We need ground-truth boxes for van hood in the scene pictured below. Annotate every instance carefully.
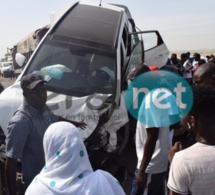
[0,82,128,149]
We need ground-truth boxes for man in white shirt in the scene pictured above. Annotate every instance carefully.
[168,85,215,195]
[128,67,184,195]
[181,53,193,84]
[131,87,176,195]
[192,53,201,69]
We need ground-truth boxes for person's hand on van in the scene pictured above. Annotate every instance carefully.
[71,120,87,130]
[58,116,87,130]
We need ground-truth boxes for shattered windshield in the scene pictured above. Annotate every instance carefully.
[24,38,116,97]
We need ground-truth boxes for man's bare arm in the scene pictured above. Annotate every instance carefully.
[139,127,159,172]
[169,190,188,195]
[136,127,159,189]
[58,116,86,130]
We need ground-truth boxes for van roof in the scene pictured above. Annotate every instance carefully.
[50,2,126,51]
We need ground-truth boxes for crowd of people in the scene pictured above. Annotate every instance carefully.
[130,53,215,195]
[1,51,215,195]
[166,51,215,85]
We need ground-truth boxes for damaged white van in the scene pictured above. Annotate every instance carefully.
[0,1,169,167]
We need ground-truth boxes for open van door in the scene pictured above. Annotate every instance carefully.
[129,30,169,68]
[120,37,144,90]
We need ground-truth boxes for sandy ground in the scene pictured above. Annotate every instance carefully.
[0,75,15,89]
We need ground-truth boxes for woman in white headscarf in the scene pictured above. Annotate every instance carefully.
[25,121,125,195]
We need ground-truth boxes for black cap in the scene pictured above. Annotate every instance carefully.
[21,73,47,90]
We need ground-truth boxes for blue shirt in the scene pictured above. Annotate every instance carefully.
[6,100,58,186]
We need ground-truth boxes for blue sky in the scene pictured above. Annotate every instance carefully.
[1,0,215,59]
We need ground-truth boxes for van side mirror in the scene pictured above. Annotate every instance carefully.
[15,53,26,67]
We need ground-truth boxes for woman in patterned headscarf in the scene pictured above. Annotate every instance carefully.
[25,121,125,195]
